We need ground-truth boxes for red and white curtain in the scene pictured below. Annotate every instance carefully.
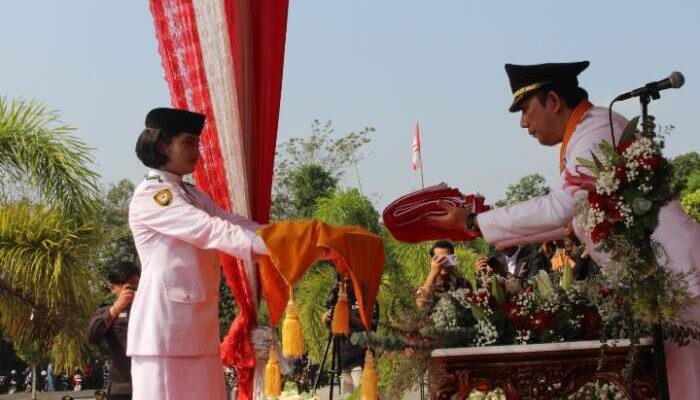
[149,1,289,399]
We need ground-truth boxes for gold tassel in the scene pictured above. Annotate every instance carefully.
[282,289,305,357]
[264,347,282,398]
[331,280,350,336]
[360,348,378,400]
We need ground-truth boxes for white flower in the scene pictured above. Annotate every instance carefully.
[596,169,620,196]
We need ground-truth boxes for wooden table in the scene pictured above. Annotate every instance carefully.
[429,339,657,399]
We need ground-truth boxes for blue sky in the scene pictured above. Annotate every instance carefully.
[2,1,699,210]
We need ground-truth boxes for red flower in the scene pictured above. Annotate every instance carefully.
[637,155,662,170]
[591,220,611,243]
[614,165,626,183]
[617,140,633,154]
[530,311,556,333]
[573,306,602,339]
[609,207,622,221]
[608,196,622,221]
[587,191,607,209]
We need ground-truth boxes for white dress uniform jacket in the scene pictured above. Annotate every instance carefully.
[127,169,261,357]
[477,106,700,297]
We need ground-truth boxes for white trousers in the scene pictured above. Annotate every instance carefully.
[666,296,700,400]
[131,355,226,400]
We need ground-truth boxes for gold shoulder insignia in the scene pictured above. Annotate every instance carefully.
[153,188,173,206]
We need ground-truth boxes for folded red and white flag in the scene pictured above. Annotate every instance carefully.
[382,183,490,243]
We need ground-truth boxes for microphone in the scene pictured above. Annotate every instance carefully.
[614,71,685,101]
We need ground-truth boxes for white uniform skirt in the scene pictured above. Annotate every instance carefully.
[131,355,226,400]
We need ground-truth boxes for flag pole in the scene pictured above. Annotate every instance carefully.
[418,148,425,189]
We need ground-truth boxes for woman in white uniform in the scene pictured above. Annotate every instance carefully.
[127,108,268,400]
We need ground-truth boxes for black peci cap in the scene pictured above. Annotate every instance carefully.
[145,107,206,135]
[505,61,589,112]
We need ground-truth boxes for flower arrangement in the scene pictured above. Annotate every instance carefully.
[414,269,607,347]
[566,116,696,327]
[569,116,673,248]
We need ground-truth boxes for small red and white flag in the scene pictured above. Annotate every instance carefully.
[411,120,421,170]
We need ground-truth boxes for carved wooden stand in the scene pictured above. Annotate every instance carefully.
[429,339,657,399]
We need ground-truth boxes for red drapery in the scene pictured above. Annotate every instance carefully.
[149,1,288,398]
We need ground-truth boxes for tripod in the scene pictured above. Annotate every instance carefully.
[312,274,352,399]
[311,329,344,399]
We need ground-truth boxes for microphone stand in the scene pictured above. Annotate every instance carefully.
[639,91,670,400]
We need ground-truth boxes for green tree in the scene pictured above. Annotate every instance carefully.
[670,151,700,196]
[495,173,550,207]
[97,179,138,275]
[0,97,101,385]
[681,189,700,223]
[271,120,374,219]
[290,164,338,218]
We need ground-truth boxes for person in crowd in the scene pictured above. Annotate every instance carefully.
[127,108,269,400]
[87,261,140,400]
[475,244,550,286]
[322,274,379,397]
[415,240,471,310]
[424,60,700,399]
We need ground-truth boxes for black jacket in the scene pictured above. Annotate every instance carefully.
[489,245,551,285]
[86,305,132,396]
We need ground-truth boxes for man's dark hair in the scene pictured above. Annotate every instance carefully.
[135,127,176,169]
[107,261,140,285]
[533,82,588,110]
[429,240,455,256]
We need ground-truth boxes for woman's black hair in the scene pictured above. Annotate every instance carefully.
[429,240,455,256]
[107,261,141,285]
[135,128,175,169]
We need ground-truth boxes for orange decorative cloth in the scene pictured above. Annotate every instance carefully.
[257,220,384,331]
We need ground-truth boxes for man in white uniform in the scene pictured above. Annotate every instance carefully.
[425,61,700,399]
[127,108,268,400]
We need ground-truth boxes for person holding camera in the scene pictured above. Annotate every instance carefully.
[415,240,470,310]
[87,261,141,400]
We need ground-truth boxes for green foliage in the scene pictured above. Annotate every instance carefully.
[290,164,338,218]
[0,97,99,220]
[0,201,100,371]
[377,350,428,399]
[271,120,374,220]
[681,189,700,223]
[313,188,380,233]
[96,179,138,277]
[0,97,103,373]
[218,273,239,338]
[495,173,550,207]
[295,266,334,363]
[670,151,700,195]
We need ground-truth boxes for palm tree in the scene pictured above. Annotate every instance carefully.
[0,97,102,389]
